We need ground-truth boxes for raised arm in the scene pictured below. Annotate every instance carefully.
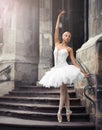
[54,11,65,45]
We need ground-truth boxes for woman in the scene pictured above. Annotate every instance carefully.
[39,11,88,123]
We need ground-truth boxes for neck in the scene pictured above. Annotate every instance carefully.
[62,41,68,47]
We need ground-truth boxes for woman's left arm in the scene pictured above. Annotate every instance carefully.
[69,48,80,67]
[69,47,89,77]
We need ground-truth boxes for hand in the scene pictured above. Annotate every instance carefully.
[80,68,90,78]
[58,10,65,17]
[84,73,90,78]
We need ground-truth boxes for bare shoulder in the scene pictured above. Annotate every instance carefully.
[67,46,73,53]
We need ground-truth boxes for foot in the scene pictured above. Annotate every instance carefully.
[66,110,72,122]
[57,113,62,123]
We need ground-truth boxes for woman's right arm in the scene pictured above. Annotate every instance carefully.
[54,11,65,45]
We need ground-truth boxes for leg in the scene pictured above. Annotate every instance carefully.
[65,85,72,122]
[57,83,66,122]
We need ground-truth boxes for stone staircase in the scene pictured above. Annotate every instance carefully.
[0,84,95,130]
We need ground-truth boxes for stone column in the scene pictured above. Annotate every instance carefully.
[14,0,39,84]
[95,37,102,130]
[38,0,53,81]
[89,0,102,37]
[0,0,39,85]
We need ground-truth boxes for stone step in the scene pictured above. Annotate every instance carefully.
[15,85,74,91]
[0,116,95,130]
[0,109,90,122]
[8,91,76,98]
[12,89,75,92]
[0,83,95,130]
[0,96,81,106]
[0,102,86,113]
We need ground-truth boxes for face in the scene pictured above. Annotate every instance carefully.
[62,32,71,43]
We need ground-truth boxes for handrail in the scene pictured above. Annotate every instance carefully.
[0,65,11,82]
[76,58,96,107]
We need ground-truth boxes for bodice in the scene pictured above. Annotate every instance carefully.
[54,47,69,67]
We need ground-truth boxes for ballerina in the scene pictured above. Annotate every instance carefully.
[39,10,89,123]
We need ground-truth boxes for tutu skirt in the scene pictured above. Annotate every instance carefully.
[39,64,84,88]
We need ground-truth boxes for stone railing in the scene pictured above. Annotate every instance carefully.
[0,65,14,97]
[76,33,102,129]
[0,65,11,83]
[76,58,96,107]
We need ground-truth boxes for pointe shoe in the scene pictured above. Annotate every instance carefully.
[66,110,72,122]
[57,113,62,123]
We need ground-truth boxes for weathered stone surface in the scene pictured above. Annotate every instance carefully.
[0,0,39,84]
[76,33,102,75]
[38,0,53,80]
[89,0,102,37]
[76,33,102,130]
[0,81,14,97]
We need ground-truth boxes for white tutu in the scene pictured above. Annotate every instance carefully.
[39,47,85,88]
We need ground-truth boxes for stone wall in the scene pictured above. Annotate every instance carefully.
[89,0,102,37]
[76,34,102,75]
[76,1,102,129]
[0,0,39,85]
[76,34,102,130]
